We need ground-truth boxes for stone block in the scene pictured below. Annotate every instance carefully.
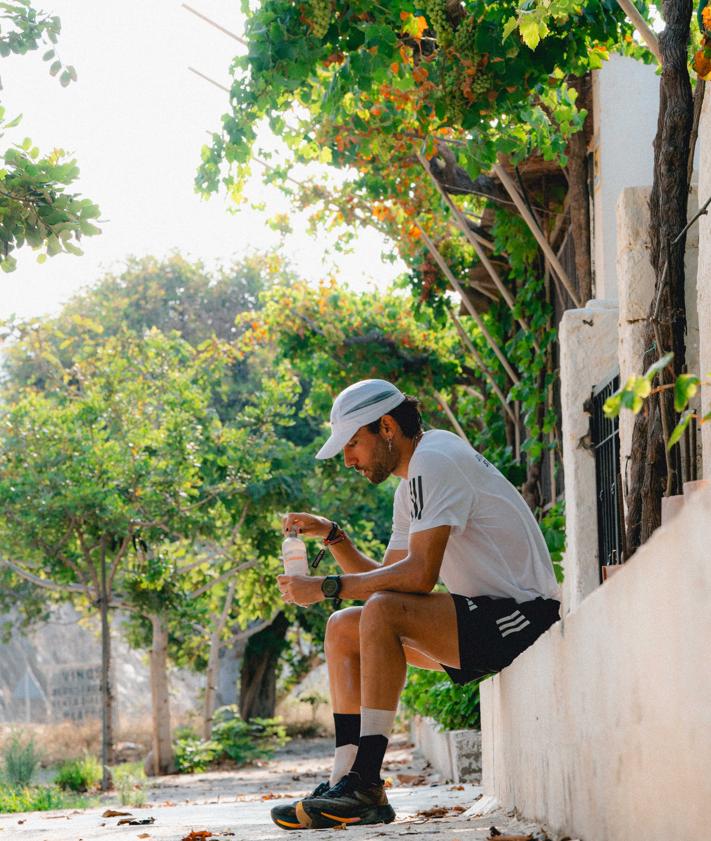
[411,715,481,783]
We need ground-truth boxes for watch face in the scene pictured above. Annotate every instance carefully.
[322,576,340,598]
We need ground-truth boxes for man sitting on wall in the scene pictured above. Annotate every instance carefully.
[272,379,560,830]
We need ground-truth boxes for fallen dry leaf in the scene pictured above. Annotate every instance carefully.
[260,792,287,800]
[396,773,427,786]
[180,832,215,841]
[117,817,155,826]
[416,806,450,818]
[488,830,533,841]
[449,784,465,791]
[102,809,133,818]
[137,835,151,839]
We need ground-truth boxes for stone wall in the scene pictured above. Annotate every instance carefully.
[481,487,711,841]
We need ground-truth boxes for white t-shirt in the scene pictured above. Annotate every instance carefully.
[386,430,560,603]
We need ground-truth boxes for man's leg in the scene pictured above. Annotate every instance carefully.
[325,604,447,785]
[348,592,459,784]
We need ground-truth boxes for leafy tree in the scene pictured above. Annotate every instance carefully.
[0,327,284,778]
[0,1,100,271]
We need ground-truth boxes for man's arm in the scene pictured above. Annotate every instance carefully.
[282,511,388,573]
[339,526,450,600]
[277,526,449,606]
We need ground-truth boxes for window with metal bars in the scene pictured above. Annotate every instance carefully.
[590,371,626,579]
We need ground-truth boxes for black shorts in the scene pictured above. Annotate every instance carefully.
[442,594,560,686]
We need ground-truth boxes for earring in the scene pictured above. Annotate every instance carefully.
[387,438,393,453]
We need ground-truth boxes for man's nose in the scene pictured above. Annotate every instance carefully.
[343,450,355,468]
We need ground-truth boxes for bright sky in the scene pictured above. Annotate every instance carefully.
[0,0,403,321]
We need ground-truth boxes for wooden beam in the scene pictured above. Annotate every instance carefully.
[182,4,248,46]
[416,223,520,385]
[614,0,662,64]
[418,150,541,350]
[493,159,582,308]
[449,311,517,425]
[434,389,471,444]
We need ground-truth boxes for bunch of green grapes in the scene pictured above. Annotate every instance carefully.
[424,0,453,47]
[453,13,477,57]
[443,65,468,123]
[309,0,331,38]
[469,70,492,99]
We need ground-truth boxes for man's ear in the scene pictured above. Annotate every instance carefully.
[380,414,396,438]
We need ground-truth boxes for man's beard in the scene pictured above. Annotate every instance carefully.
[364,439,396,484]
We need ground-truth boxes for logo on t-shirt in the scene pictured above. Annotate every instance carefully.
[409,475,424,520]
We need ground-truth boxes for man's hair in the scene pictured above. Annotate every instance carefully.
[366,396,423,439]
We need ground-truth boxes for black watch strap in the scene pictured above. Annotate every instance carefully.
[321,575,342,599]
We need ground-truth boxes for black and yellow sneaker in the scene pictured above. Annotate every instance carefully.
[271,781,330,830]
[295,772,396,828]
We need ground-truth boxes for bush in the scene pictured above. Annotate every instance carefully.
[400,668,480,731]
[1,732,41,787]
[211,706,288,765]
[174,735,218,774]
[173,707,288,774]
[54,755,102,792]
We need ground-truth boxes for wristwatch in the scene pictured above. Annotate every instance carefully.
[321,575,342,599]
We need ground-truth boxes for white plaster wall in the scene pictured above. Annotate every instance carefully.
[616,187,701,478]
[592,55,659,300]
[481,488,711,841]
[559,300,618,615]
[698,92,711,479]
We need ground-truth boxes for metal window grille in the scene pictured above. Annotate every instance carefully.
[590,371,626,579]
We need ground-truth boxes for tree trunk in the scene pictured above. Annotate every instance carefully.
[239,612,290,720]
[625,0,693,552]
[148,614,175,775]
[566,74,593,304]
[99,550,114,791]
[203,579,237,739]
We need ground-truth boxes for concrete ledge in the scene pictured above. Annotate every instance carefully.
[411,715,481,783]
[481,488,711,841]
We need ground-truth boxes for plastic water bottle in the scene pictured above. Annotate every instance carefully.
[282,527,308,575]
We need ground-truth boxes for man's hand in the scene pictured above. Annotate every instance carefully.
[277,574,326,607]
[282,512,331,539]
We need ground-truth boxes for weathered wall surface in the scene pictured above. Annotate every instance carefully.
[559,299,618,615]
[592,54,659,300]
[698,91,711,479]
[481,488,711,841]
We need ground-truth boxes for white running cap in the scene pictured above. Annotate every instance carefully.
[315,379,406,460]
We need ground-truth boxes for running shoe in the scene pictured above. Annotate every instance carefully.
[295,771,396,828]
[270,781,330,830]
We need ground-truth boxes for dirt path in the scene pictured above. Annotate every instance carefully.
[0,736,550,840]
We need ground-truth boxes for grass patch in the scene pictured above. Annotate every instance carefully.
[0,783,98,814]
[113,761,146,807]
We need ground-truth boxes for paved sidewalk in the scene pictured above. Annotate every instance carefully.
[0,736,549,841]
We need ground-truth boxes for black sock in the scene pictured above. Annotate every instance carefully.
[333,713,361,748]
[349,734,389,785]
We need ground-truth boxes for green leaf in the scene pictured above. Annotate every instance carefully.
[519,16,541,50]
[49,60,61,76]
[644,352,674,381]
[502,17,518,41]
[667,410,693,449]
[673,373,699,412]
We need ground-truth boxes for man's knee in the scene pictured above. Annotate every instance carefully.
[325,606,361,655]
[360,591,403,629]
